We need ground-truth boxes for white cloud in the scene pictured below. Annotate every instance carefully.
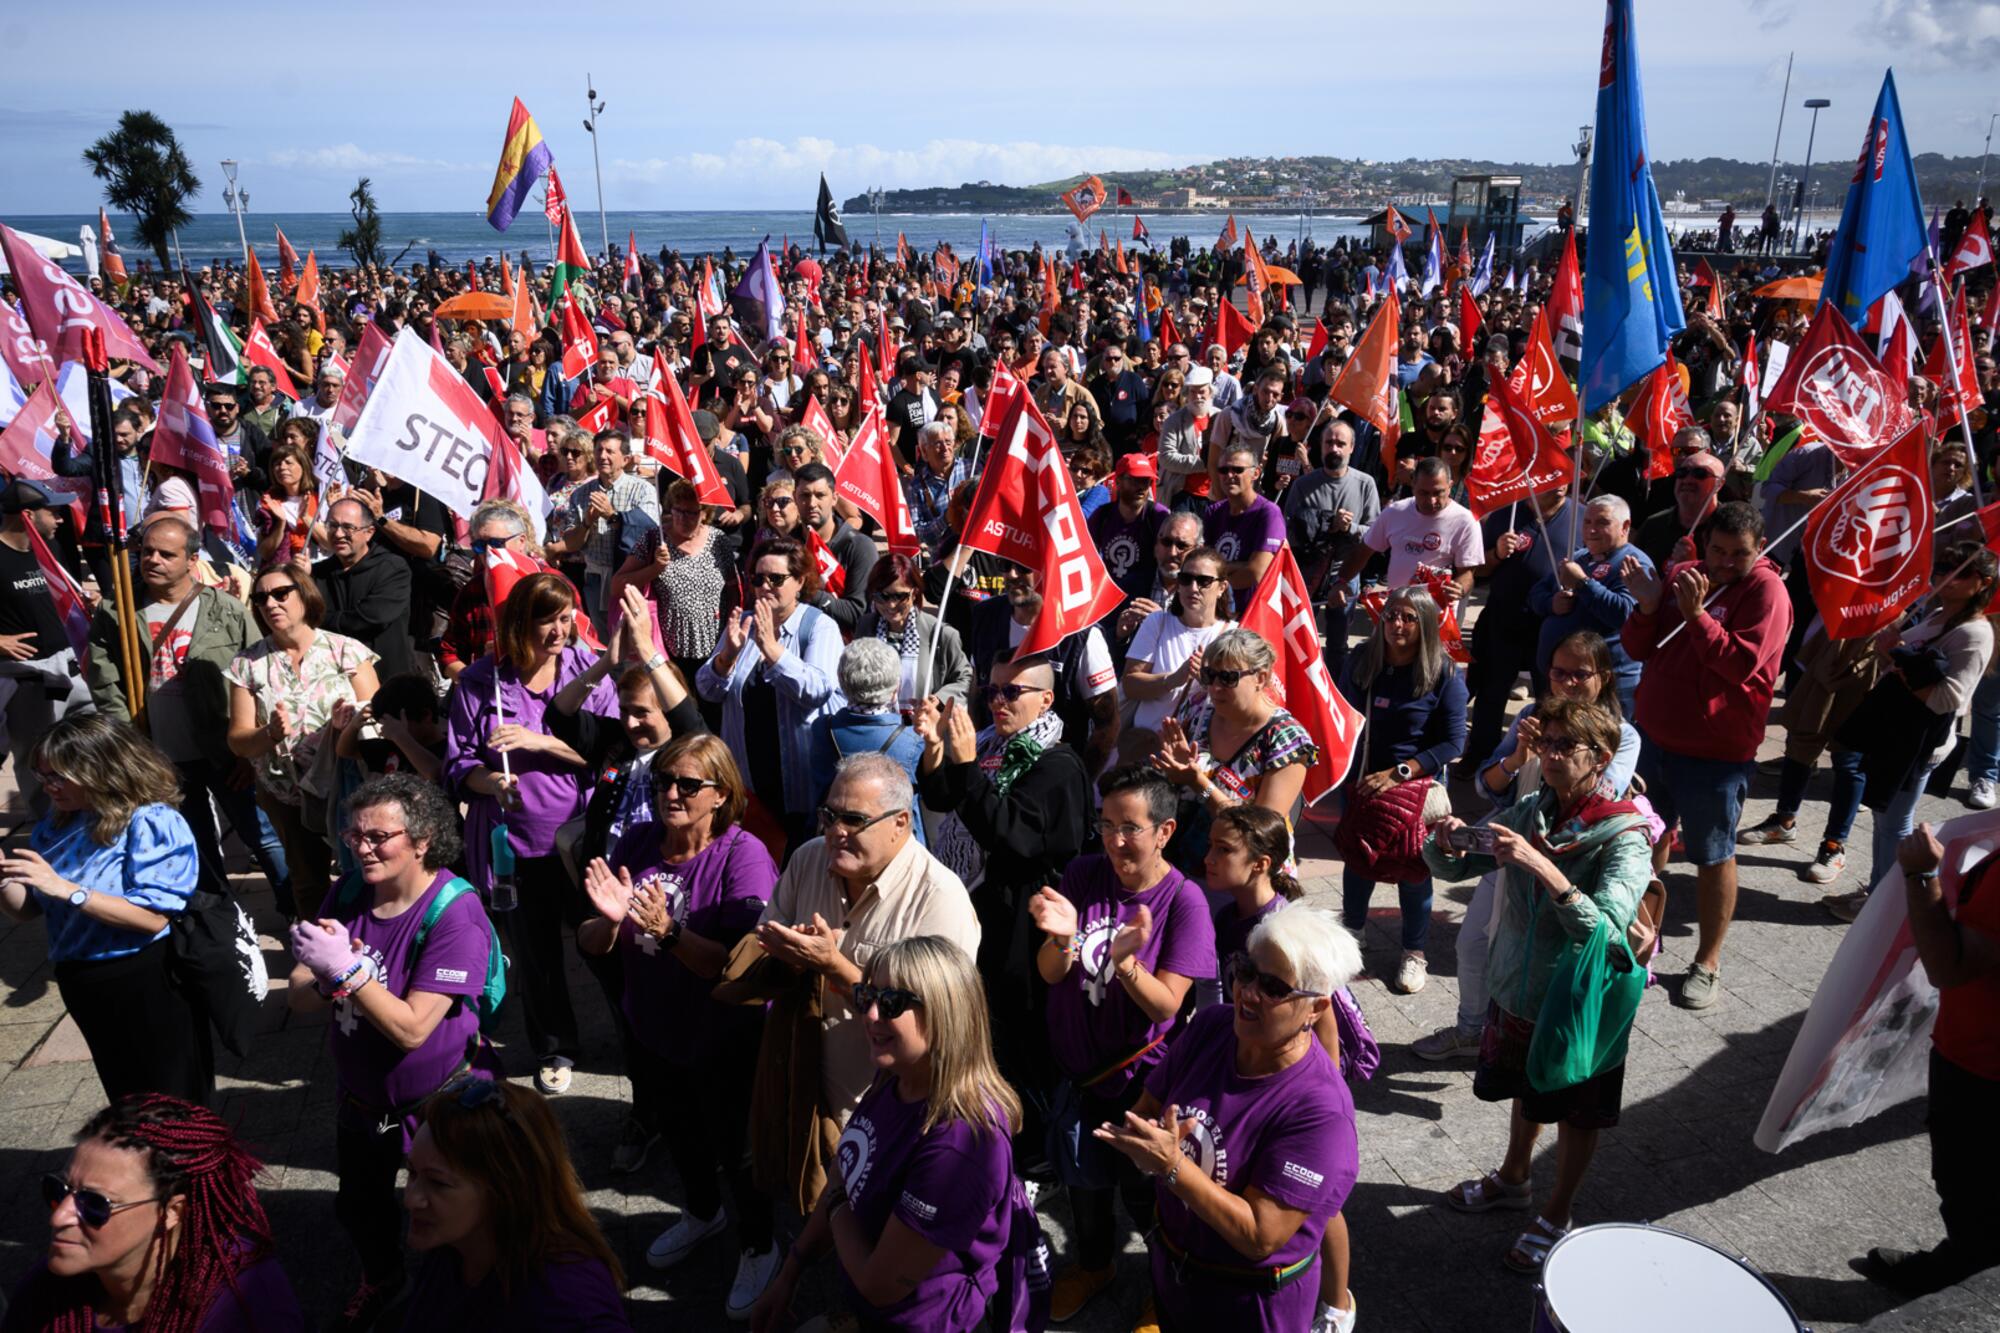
[607,137,1182,203]
[1869,0,2000,65]
[264,143,478,174]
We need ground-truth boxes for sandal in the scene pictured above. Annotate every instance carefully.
[1503,1216,1569,1274]
[1444,1171,1533,1213]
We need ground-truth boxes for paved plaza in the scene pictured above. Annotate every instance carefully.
[0,704,1981,1331]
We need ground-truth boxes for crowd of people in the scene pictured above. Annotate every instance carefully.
[1,197,1997,1330]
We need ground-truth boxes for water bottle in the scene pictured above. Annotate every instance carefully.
[488,823,519,914]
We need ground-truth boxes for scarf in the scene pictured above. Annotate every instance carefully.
[978,709,1066,796]
[876,611,922,660]
[1530,783,1640,859]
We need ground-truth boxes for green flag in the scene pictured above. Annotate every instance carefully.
[1754,425,1803,484]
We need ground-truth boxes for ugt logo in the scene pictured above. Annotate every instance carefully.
[1810,466,1922,587]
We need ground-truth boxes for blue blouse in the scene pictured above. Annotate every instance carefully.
[30,804,200,963]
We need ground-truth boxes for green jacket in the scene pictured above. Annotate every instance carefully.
[1424,790,1652,1021]
[88,584,257,769]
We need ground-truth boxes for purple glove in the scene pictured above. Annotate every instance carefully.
[289,919,362,988]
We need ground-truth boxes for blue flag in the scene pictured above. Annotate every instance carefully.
[977,219,994,287]
[1384,240,1408,293]
[1134,274,1153,344]
[1819,71,1927,331]
[1419,227,1443,297]
[1580,0,1686,413]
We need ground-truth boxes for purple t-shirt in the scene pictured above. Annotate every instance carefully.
[836,1075,1013,1333]
[1213,893,1286,969]
[1046,855,1217,1094]
[399,1249,629,1331]
[8,1251,302,1333]
[1145,1004,1358,1333]
[607,822,775,1066]
[1089,499,1168,596]
[1203,496,1285,567]
[324,871,492,1125]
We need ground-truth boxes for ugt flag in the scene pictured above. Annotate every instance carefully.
[1580,0,1685,413]
[1801,423,1932,639]
[1820,72,1927,330]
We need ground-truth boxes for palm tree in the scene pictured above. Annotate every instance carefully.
[339,178,385,270]
[82,111,200,271]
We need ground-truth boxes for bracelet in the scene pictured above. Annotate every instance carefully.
[327,959,368,1000]
[1116,960,1140,984]
[1160,1157,1183,1189]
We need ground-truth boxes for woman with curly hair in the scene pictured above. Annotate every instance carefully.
[6,1093,301,1332]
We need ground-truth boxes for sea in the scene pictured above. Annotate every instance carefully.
[13,208,1563,275]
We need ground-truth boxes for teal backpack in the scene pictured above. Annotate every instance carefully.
[334,874,509,1031]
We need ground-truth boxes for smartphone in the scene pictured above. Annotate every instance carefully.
[1447,825,1500,855]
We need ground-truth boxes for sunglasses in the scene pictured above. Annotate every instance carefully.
[1547,666,1601,686]
[818,804,901,834]
[43,1174,160,1230]
[250,585,299,605]
[1672,467,1719,481]
[1201,667,1250,687]
[1531,734,1591,758]
[659,774,720,799]
[1217,464,1250,476]
[747,571,792,588]
[852,982,923,1021]
[983,682,1051,703]
[471,536,518,553]
[873,589,914,605]
[1225,952,1322,1003]
[1177,570,1223,590]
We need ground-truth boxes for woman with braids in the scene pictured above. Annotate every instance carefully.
[397,1078,629,1330]
[0,716,209,1106]
[6,1093,302,1332]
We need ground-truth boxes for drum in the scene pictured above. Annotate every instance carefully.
[1533,1223,1805,1333]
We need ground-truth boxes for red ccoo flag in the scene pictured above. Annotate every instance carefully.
[834,404,920,555]
[241,321,300,399]
[1235,543,1365,805]
[801,394,843,468]
[959,389,1124,656]
[793,310,819,373]
[1802,424,1933,639]
[1458,284,1482,354]
[1327,289,1402,479]
[1921,285,1981,418]
[1506,309,1581,426]
[644,370,734,508]
[557,290,598,380]
[807,527,847,596]
[1464,376,1576,520]
[1947,210,1993,279]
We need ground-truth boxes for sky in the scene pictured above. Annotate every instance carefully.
[3,0,1998,217]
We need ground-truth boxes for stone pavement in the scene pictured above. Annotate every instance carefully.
[0,704,1977,1331]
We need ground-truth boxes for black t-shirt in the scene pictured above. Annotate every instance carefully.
[0,539,70,659]
[886,387,938,466]
[689,345,756,408]
[376,482,457,628]
[704,448,752,563]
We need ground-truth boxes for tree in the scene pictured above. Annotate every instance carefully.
[82,111,200,271]
[340,178,385,270]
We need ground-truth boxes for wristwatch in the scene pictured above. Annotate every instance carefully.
[661,914,685,947]
[67,887,89,908]
[1395,761,1415,782]
[645,651,668,672]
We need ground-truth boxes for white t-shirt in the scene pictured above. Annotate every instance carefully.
[1363,497,1485,589]
[1007,620,1117,698]
[1124,613,1231,733]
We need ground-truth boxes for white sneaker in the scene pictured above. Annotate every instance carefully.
[645,1209,727,1270]
[1391,951,1428,995]
[724,1244,782,1319]
[1971,779,1998,811]
[1312,1294,1358,1333]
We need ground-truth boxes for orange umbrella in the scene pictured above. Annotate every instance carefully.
[1751,275,1822,302]
[434,292,514,321]
[1238,265,1303,286]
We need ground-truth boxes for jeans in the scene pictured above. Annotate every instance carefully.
[1454,871,1501,1031]
[1965,671,2000,788]
[1342,869,1434,952]
[1867,763,1939,890]
[177,758,293,917]
[1321,578,1358,692]
[1823,748,1867,845]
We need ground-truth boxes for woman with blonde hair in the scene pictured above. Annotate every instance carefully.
[0,716,209,1104]
[750,936,1031,1333]
[399,1077,630,1328]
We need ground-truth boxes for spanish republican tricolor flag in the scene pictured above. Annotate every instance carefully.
[486,98,554,232]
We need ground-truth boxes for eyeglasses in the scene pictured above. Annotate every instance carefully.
[561,448,586,458]
[873,589,914,605]
[671,508,703,521]
[340,827,410,852]
[748,571,793,588]
[250,585,300,606]
[983,682,1051,703]
[660,774,720,800]
[1547,666,1601,686]
[818,804,901,834]
[1098,819,1159,842]
[42,1174,161,1230]
[851,983,924,1021]
[1201,667,1250,687]
[1177,571,1223,590]
[32,766,68,787]
[1224,952,1323,1003]
[1530,735,1590,758]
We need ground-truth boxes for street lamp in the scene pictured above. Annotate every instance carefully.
[1978,112,1999,208]
[1796,97,1831,253]
[220,159,250,265]
[580,74,610,259]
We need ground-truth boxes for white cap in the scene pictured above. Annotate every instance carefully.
[1185,366,1215,388]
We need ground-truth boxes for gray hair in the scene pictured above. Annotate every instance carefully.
[345,772,463,870]
[838,638,902,712]
[918,420,954,449]
[469,499,532,540]
[1586,495,1631,526]
[1352,585,1447,697]
[833,752,914,814]
[1161,510,1204,544]
[504,392,535,415]
[1248,905,1362,996]
[1672,425,1712,454]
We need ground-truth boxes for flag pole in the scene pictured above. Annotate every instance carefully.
[81,333,145,716]
[1925,252,1985,507]
[1653,482,1827,648]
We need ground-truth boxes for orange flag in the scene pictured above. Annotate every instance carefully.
[1060,175,1107,224]
[296,252,324,330]
[511,258,538,335]
[500,254,514,299]
[244,250,278,324]
[1327,289,1402,479]
[274,227,299,292]
[1241,228,1269,326]
[1115,240,1128,274]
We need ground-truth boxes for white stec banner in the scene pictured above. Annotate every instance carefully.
[1755,807,2000,1153]
[343,327,507,521]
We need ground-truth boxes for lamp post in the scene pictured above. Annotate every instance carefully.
[1978,112,1998,209]
[581,75,610,259]
[220,159,250,265]
[1795,97,1830,253]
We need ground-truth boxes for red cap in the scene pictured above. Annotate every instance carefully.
[1114,453,1158,479]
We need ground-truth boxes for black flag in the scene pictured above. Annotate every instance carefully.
[814,174,849,252]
